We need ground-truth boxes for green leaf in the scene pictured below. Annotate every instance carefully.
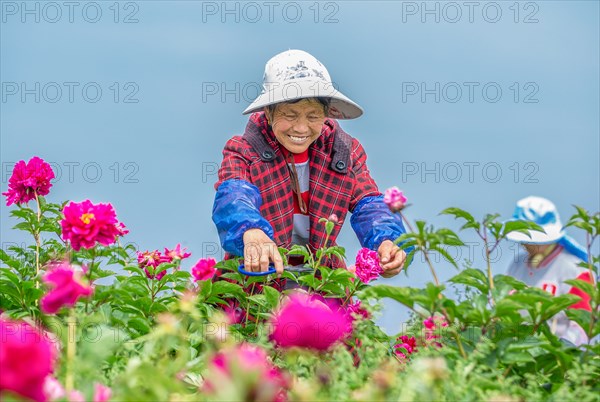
[449,269,489,294]
[248,294,268,308]
[262,285,280,309]
[430,245,459,269]
[540,294,582,320]
[565,309,592,336]
[124,265,146,277]
[435,228,465,246]
[502,220,544,239]
[297,275,320,289]
[494,275,528,291]
[10,208,34,220]
[360,285,415,309]
[128,317,151,335]
[440,207,476,225]
[0,251,21,270]
[494,298,528,319]
[564,279,596,301]
[211,281,244,298]
[12,222,33,233]
[501,350,535,364]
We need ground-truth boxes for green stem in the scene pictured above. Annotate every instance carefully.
[85,253,96,314]
[422,249,441,287]
[314,231,331,270]
[502,364,514,378]
[399,212,415,233]
[65,309,77,393]
[585,232,596,341]
[482,228,495,291]
[439,307,466,359]
[454,331,467,359]
[342,284,359,307]
[400,213,440,286]
[33,191,41,286]
[151,276,156,302]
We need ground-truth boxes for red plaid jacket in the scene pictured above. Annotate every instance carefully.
[213,112,383,268]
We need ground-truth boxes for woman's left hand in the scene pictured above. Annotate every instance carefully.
[377,240,406,278]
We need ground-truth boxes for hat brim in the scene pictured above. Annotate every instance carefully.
[505,222,565,244]
[242,80,363,120]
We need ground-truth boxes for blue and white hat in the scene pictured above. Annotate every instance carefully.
[506,196,589,262]
[506,196,565,244]
[242,49,364,120]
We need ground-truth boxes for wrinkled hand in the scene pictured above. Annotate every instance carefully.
[242,229,284,275]
[377,240,406,278]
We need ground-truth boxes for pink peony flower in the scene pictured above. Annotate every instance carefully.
[164,244,191,261]
[270,293,352,351]
[137,250,170,280]
[40,263,93,314]
[327,214,339,224]
[2,157,55,206]
[354,248,383,284]
[0,318,55,402]
[43,377,65,401]
[68,390,85,402]
[191,258,217,282]
[93,383,111,402]
[383,187,407,212]
[394,335,417,359]
[60,200,121,251]
[205,343,288,402]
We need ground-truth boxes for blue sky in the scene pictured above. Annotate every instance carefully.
[2,0,599,332]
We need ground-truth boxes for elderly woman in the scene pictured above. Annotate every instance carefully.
[212,49,408,277]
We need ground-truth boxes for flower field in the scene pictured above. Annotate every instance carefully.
[1,157,599,401]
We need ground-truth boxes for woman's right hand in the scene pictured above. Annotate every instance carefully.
[242,229,284,275]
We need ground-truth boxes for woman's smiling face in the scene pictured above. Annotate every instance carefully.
[265,99,326,154]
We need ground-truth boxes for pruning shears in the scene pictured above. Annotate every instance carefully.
[237,263,313,276]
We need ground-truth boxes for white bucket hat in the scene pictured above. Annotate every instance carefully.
[506,196,566,244]
[242,49,364,120]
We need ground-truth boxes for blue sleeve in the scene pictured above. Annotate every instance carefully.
[212,179,274,257]
[350,195,414,254]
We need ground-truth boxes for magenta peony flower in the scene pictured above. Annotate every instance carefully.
[40,263,93,314]
[164,244,191,261]
[2,156,55,206]
[93,383,111,402]
[223,300,246,324]
[205,343,288,401]
[394,335,417,359]
[354,248,383,284]
[270,293,352,351]
[137,250,170,280]
[60,200,121,251]
[346,300,370,321]
[191,258,217,282]
[115,222,129,237]
[383,187,407,212]
[423,316,448,348]
[0,318,55,402]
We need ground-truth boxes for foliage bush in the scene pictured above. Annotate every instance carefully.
[1,157,599,401]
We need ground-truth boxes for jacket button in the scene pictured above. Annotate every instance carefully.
[335,160,346,170]
[262,150,273,159]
